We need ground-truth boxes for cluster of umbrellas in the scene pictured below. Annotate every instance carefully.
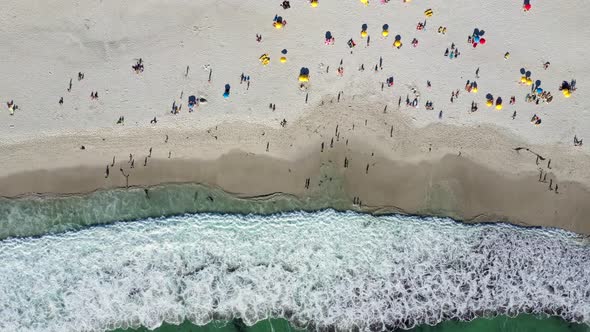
[469,28,487,48]
[485,95,503,110]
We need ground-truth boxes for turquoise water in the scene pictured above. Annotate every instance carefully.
[0,184,588,331]
[113,315,590,332]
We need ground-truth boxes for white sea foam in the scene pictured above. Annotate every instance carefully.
[0,210,588,332]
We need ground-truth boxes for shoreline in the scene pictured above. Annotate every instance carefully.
[1,96,590,236]
[1,129,590,235]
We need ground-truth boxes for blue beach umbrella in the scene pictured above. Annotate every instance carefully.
[536,87,543,94]
[474,36,480,43]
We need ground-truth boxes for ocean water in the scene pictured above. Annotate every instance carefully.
[0,206,588,332]
[112,315,590,332]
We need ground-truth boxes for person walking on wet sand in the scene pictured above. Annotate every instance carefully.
[105,165,110,178]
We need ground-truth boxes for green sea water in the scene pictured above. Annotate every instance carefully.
[113,315,590,332]
[1,172,588,331]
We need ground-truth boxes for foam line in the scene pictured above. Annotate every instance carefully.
[0,210,588,332]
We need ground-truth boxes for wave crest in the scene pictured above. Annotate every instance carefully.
[0,210,588,332]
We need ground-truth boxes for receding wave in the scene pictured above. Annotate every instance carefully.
[0,210,588,332]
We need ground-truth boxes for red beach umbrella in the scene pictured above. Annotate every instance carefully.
[523,3,531,11]
[479,38,486,45]
[472,42,478,48]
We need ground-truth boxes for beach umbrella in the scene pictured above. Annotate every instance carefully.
[274,22,283,29]
[524,3,531,11]
[280,56,287,63]
[536,87,543,94]
[299,74,309,82]
[563,89,571,97]
[382,30,389,37]
[259,54,270,65]
[479,38,486,45]
[393,40,402,48]
[495,104,503,110]
[311,0,318,7]
[472,87,478,93]
[526,78,533,86]
[474,36,480,43]
[360,0,369,5]
[472,42,478,48]
[486,100,493,107]
[361,30,368,38]
[520,76,527,83]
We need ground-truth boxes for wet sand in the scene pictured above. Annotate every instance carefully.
[1,135,589,235]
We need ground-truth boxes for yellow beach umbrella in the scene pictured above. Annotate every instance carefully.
[472,87,478,93]
[563,89,571,98]
[299,74,309,82]
[259,54,270,65]
[486,100,493,107]
[382,30,389,37]
[360,0,369,5]
[361,30,368,38]
[393,40,402,48]
[311,0,318,7]
[525,78,533,86]
[274,22,283,29]
[520,76,527,83]
[495,104,503,110]
[280,56,287,63]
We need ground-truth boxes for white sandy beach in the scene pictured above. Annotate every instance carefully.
[1,0,590,232]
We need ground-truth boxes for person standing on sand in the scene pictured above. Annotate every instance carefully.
[105,165,110,178]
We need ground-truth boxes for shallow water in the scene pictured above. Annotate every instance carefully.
[0,171,349,240]
[0,209,588,332]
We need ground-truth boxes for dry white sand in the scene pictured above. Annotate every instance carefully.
[1,0,589,144]
[1,0,590,232]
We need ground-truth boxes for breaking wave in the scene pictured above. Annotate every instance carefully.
[0,210,588,332]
